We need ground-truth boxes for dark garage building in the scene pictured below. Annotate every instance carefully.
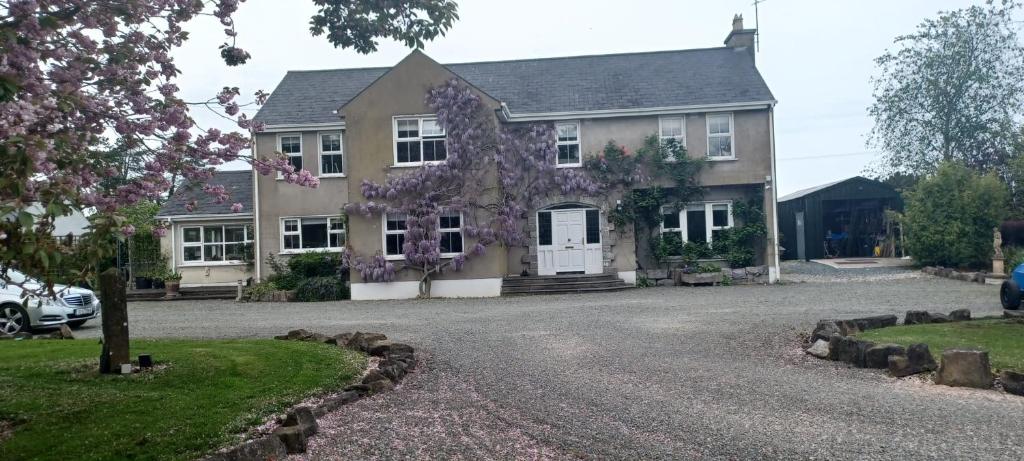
[778,176,903,261]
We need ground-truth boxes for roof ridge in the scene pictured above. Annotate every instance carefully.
[282,46,734,74]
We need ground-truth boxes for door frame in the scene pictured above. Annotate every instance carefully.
[536,206,603,275]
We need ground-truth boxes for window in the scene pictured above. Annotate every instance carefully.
[279,134,302,173]
[706,113,734,159]
[659,116,686,161]
[181,224,252,263]
[660,202,733,246]
[384,212,407,257]
[281,217,345,252]
[394,117,447,166]
[319,132,344,176]
[585,210,601,244]
[555,121,581,167]
[537,211,552,246]
[439,211,463,255]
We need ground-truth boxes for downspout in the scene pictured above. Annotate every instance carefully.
[167,218,175,274]
[768,106,781,283]
[252,140,262,281]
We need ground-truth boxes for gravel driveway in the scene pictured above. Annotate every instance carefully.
[78,274,1022,460]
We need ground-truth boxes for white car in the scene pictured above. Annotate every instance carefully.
[0,269,102,335]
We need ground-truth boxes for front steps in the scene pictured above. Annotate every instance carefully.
[501,273,633,296]
[126,285,239,302]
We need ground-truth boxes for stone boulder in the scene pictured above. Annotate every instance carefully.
[934,349,993,389]
[864,344,906,369]
[999,370,1024,396]
[948,309,971,321]
[904,311,931,325]
[273,426,307,454]
[828,335,874,367]
[349,332,388,352]
[811,321,840,343]
[833,320,861,336]
[201,436,288,461]
[282,406,318,437]
[852,315,898,331]
[366,378,395,395]
[325,333,353,346]
[888,343,937,377]
[361,369,390,384]
[286,329,313,340]
[929,313,951,323]
[805,339,829,358]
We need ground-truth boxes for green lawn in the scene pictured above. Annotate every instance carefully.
[0,339,365,461]
[857,319,1024,371]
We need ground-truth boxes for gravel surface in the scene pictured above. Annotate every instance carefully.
[781,260,923,283]
[77,276,1022,460]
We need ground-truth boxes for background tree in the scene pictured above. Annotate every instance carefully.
[904,162,1009,267]
[868,0,1024,176]
[0,0,459,292]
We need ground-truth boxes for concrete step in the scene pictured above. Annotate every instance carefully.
[127,287,238,302]
[502,274,619,286]
[501,284,632,296]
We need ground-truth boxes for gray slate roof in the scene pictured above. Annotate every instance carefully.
[157,170,253,217]
[254,47,775,126]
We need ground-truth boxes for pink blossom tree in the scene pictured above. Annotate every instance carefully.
[0,0,459,291]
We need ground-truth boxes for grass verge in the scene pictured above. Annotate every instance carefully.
[857,318,1024,371]
[0,339,365,461]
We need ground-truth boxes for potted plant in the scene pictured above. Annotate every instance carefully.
[675,263,725,286]
[161,270,182,297]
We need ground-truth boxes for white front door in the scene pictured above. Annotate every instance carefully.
[552,210,586,273]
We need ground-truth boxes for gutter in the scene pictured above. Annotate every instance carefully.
[154,213,253,221]
[252,140,262,281]
[500,100,778,122]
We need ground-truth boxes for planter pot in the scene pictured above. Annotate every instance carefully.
[135,277,152,290]
[164,281,180,298]
[152,279,165,289]
[675,271,723,286]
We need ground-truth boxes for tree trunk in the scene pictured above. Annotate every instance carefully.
[99,267,130,373]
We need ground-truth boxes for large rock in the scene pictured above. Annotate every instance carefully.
[833,320,861,336]
[828,335,874,367]
[864,344,906,369]
[325,332,353,346]
[999,370,1024,396]
[888,343,937,377]
[201,436,288,461]
[904,311,932,325]
[929,313,951,324]
[948,309,971,321]
[934,349,993,389]
[286,329,313,340]
[805,339,830,358]
[273,426,307,454]
[852,315,898,331]
[362,369,389,384]
[811,321,840,342]
[282,406,318,437]
[349,332,388,352]
[366,378,395,395]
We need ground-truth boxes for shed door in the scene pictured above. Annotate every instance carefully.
[796,211,806,260]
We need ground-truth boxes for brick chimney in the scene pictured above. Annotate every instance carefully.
[724,14,757,61]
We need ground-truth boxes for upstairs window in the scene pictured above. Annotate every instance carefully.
[279,134,302,172]
[659,116,686,161]
[555,121,581,167]
[706,113,734,159]
[319,132,344,176]
[384,212,407,258]
[281,217,345,252]
[394,117,447,166]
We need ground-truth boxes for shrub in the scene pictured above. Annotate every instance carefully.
[243,280,277,301]
[286,251,342,278]
[652,232,683,261]
[905,163,1009,268]
[295,276,349,302]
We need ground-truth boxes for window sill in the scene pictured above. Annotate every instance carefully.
[706,156,737,162]
[319,173,347,178]
[279,248,344,255]
[391,161,445,169]
[179,261,249,267]
[384,254,405,261]
[555,163,582,169]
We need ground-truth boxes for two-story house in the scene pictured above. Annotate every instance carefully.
[159,15,779,299]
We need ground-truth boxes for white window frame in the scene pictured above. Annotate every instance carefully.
[179,224,253,266]
[392,115,447,167]
[318,131,345,177]
[279,216,345,254]
[555,121,582,168]
[659,201,734,245]
[658,115,686,161]
[382,211,408,260]
[277,133,303,179]
[438,211,464,258]
[705,113,735,161]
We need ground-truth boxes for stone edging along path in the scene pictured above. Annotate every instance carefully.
[805,310,1024,397]
[200,330,416,461]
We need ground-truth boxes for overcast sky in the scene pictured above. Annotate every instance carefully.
[174,0,994,195]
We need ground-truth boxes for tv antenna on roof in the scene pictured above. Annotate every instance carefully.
[753,0,765,52]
